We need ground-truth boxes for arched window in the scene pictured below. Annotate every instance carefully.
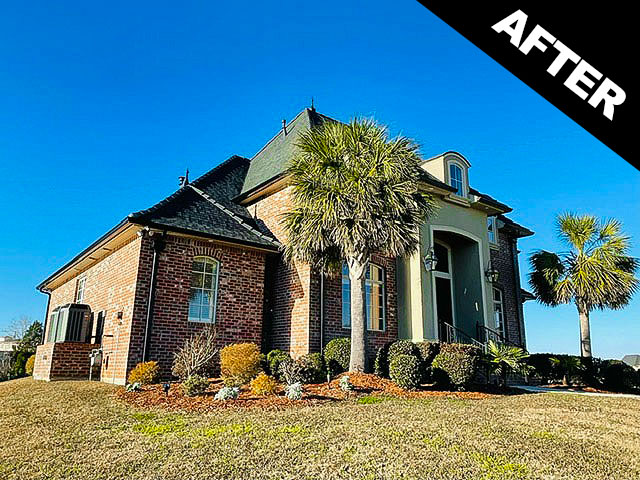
[341,263,386,331]
[188,256,220,323]
[449,162,465,196]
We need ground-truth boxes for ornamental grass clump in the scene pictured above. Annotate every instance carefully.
[182,374,209,397]
[432,343,480,390]
[250,373,278,396]
[389,354,421,390]
[220,343,262,387]
[171,327,219,381]
[127,361,159,385]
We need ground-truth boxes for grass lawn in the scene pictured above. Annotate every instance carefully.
[1,378,639,480]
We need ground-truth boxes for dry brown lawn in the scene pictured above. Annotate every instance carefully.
[1,378,639,480]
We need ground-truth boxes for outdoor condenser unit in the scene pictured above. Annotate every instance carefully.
[47,303,92,343]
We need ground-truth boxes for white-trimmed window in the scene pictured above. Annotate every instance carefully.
[448,162,465,197]
[493,287,504,336]
[188,256,220,323]
[487,216,498,245]
[341,263,386,331]
[75,277,86,303]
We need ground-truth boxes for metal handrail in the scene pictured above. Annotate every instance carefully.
[442,321,485,350]
[476,323,520,348]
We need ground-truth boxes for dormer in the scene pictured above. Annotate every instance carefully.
[421,151,471,199]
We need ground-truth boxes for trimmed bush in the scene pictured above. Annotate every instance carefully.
[182,374,209,396]
[601,360,637,392]
[250,373,279,396]
[324,338,350,373]
[415,341,440,382]
[432,343,480,390]
[127,361,159,385]
[25,354,36,376]
[388,340,418,364]
[374,342,393,378]
[266,349,291,379]
[220,343,262,387]
[389,354,421,390]
[278,356,323,385]
[299,353,325,383]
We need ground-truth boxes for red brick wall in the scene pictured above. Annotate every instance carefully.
[33,342,98,381]
[130,234,267,379]
[250,187,314,357]
[322,253,398,363]
[42,234,143,385]
[490,232,525,346]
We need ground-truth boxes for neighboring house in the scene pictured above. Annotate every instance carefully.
[33,107,534,383]
[622,355,640,371]
[0,336,18,374]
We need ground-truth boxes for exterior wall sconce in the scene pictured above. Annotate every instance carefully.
[485,262,499,283]
[423,247,438,271]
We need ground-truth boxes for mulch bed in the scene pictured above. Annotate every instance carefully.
[115,373,507,412]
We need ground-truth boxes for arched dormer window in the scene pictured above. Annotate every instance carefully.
[188,256,220,323]
[448,161,466,197]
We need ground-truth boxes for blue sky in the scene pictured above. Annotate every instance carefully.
[0,1,637,358]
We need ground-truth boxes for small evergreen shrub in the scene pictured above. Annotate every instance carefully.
[125,382,141,392]
[601,360,637,392]
[214,386,240,401]
[324,338,350,373]
[389,354,421,390]
[299,353,325,383]
[388,340,418,365]
[266,349,291,378]
[285,382,303,400]
[374,342,393,378]
[432,343,480,390]
[25,354,36,376]
[127,361,159,385]
[220,343,262,387]
[415,341,440,382]
[339,375,353,391]
[250,373,278,396]
[182,374,209,397]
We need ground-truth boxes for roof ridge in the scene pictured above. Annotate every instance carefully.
[249,108,312,161]
[188,184,281,248]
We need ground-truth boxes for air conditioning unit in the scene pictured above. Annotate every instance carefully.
[47,304,92,343]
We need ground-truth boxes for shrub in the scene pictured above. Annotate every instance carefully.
[549,356,583,386]
[127,361,159,385]
[486,341,532,389]
[374,342,393,378]
[415,341,440,382]
[125,382,141,392]
[389,354,421,390]
[324,338,350,373]
[299,353,325,383]
[388,340,418,364]
[214,386,240,401]
[339,375,353,391]
[182,374,209,396]
[266,349,291,378]
[601,360,637,392]
[250,373,278,396]
[25,354,36,376]
[172,327,219,381]
[278,356,323,385]
[220,343,262,387]
[285,382,303,400]
[432,343,480,390]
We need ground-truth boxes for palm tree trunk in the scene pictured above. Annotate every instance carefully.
[348,256,368,372]
[577,303,592,358]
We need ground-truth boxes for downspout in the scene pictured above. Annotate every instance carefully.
[39,288,52,344]
[142,231,166,362]
[511,238,527,348]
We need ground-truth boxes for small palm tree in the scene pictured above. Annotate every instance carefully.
[486,341,532,389]
[549,356,583,386]
[283,118,436,372]
[529,213,638,358]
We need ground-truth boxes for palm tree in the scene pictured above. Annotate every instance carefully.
[283,118,436,372]
[485,341,532,389]
[549,356,583,386]
[529,213,638,358]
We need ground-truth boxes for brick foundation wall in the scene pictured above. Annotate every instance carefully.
[322,253,398,364]
[41,234,143,385]
[130,234,268,379]
[250,187,314,357]
[490,232,525,346]
[33,342,97,381]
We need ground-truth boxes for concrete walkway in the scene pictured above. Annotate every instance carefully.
[514,384,640,399]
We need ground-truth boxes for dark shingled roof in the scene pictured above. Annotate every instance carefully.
[239,108,330,198]
[129,156,279,250]
[497,214,534,238]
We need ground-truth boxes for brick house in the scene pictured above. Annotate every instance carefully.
[33,107,533,383]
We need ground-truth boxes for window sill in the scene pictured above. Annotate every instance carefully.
[341,326,386,333]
